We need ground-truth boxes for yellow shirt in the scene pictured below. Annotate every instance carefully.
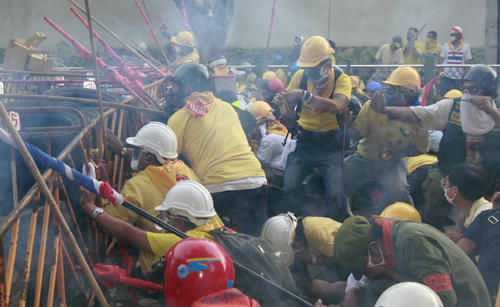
[276,68,288,87]
[302,217,342,258]
[167,92,265,185]
[354,101,429,161]
[287,69,351,132]
[403,41,425,65]
[147,225,216,258]
[407,154,437,175]
[103,161,199,274]
[374,44,404,78]
[422,41,443,66]
[174,49,200,66]
[464,198,493,228]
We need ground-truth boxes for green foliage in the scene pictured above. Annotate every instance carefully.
[55,39,87,67]
[0,48,6,66]
[471,47,484,64]
[225,47,293,65]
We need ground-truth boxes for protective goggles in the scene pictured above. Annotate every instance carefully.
[462,82,482,96]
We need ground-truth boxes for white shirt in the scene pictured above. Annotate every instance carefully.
[257,133,287,170]
[440,42,472,79]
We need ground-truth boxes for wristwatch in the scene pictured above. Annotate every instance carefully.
[120,147,128,157]
[92,207,104,221]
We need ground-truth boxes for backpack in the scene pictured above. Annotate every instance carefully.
[209,229,299,307]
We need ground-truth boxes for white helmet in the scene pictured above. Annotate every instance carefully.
[260,212,297,266]
[375,282,443,307]
[154,180,216,226]
[126,121,178,164]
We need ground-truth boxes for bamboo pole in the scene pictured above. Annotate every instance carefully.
[46,182,62,307]
[68,0,169,75]
[0,101,109,306]
[112,110,126,186]
[57,239,67,306]
[0,93,167,116]
[17,192,40,307]
[0,238,6,306]
[61,241,86,295]
[84,0,108,160]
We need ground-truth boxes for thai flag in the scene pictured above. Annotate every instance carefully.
[0,128,124,206]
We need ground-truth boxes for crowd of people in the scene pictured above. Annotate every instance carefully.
[76,25,500,307]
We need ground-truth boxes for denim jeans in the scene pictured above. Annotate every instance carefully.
[283,130,346,220]
[343,153,413,210]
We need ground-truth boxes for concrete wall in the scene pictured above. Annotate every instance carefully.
[0,0,488,52]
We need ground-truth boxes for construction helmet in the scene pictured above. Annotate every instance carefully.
[126,122,178,163]
[375,282,443,307]
[250,100,275,120]
[171,31,195,47]
[463,64,498,98]
[350,76,360,88]
[383,66,421,91]
[297,36,334,68]
[444,89,462,99]
[164,238,235,307]
[260,212,297,266]
[155,180,216,226]
[263,71,279,80]
[372,202,422,222]
[166,63,212,93]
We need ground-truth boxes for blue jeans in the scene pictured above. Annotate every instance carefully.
[283,130,346,220]
[343,153,413,210]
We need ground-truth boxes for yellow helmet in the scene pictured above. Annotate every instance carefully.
[383,66,421,91]
[444,89,462,99]
[372,202,422,222]
[263,71,279,80]
[250,101,275,120]
[171,31,195,47]
[296,36,334,68]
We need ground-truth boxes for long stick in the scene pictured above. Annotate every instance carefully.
[133,0,170,65]
[68,0,169,75]
[6,147,20,305]
[84,0,108,160]
[0,93,167,116]
[0,102,109,306]
[262,0,277,77]
[327,0,332,39]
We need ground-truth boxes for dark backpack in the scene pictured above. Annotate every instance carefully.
[209,229,299,307]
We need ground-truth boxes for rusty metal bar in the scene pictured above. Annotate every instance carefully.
[0,69,100,77]
[0,99,109,306]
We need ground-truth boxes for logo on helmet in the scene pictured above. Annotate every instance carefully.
[176,258,222,279]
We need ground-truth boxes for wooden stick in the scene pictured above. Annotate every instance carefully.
[61,241,86,295]
[0,93,166,116]
[57,239,67,306]
[0,101,110,306]
[18,193,40,307]
[0,238,6,307]
[46,184,62,307]
[68,0,169,75]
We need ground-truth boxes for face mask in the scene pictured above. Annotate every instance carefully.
[384,92,404,106]
[131,157,140,171]
[407,35,413,41]
[427,38,436,45]
[305,61,331,85]
[365,243,385,269]
[450,35,456,41]
[443,186,456,204]
[462,93,478,102]
[174,45,182,53]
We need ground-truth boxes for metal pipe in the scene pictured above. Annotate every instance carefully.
[0,101,109,306]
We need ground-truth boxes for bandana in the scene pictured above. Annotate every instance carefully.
[184,92,216,117]
[266,122,288,137]
[307,67,335,112]
[143,161,191,195]
[447,40,465,53]
[377,219,396,270]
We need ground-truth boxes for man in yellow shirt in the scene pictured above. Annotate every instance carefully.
[159,27,200,70]
[80,181,221,262]
[369,36,404,83]
[422,31,443,67]
[103,122,200,274]
[275,36,351,221]
[167,63,267,236]
[344,66,429,210]
[403,28,424,67]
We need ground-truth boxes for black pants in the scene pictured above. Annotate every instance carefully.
[211,185,268,236]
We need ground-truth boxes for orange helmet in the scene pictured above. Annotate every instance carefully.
[164,238,235,307]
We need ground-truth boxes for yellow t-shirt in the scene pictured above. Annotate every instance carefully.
[103,161,199,274]
[276,68,288,87]
[167,92,265,185]
[464,198,492,228]
[354,101,429,161]
[403,41,424,65]
[302,217,342,258]
[422,42,443,66]
[174,49,200,66]
[407,154,437,175]
[147,225,216,258]
[287,69,351,132]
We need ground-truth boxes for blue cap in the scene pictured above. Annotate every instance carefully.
[365,82,382,92]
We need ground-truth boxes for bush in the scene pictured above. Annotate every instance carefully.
[0,48,6,66]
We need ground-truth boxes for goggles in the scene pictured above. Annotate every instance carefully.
[462,82,482,96]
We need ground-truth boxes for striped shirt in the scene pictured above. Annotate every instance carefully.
[440,41,472,79]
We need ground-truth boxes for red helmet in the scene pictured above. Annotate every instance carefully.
[164,238,235,307]
[268,78,285,93]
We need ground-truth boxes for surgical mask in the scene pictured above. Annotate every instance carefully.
[365,243,385,269]
[443,186,456,204]
[461,93,478,103]
[407,35,413,41]
[174,45,182,53]
[450,35,456,41]
[131,157,140,171]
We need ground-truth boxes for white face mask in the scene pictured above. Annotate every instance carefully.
[174,45,182,53]
[131,157,140,171]
[443,186,456,204]
[462,93,478,102]
[450,35,456,41]
[365,242,385,269]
